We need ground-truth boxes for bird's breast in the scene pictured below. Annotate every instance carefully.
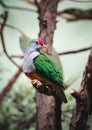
[25,71,57,86]
[25,71,63,98]
[23,50,40,73]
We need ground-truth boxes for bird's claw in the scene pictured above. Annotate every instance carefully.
[32,79,43,88]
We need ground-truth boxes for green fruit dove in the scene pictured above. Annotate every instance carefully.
[23,38,67,103]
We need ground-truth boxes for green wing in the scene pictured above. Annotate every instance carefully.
[34,53,64,88]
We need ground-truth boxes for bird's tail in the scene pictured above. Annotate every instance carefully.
[53,84,67,103]
[59,87,67,103]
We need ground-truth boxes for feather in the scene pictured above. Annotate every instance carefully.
[34,53,63,86]
[33,53,67,103]
[23,39,67,103]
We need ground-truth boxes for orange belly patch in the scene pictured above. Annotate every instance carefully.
[25,71,62,98]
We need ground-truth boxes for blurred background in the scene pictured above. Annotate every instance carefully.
[0,0,92,130]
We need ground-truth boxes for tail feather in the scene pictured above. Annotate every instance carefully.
[51,84,67,103]
[59,87,67,103]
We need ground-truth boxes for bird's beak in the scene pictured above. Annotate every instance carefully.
[43,44,47,48]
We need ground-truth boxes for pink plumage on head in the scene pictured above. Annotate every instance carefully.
[37,38,45,46]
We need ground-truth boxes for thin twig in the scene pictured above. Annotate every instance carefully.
[58,46,91,55]
[0,12,22,69]
[0,0,36,12]
[10,55,24,59]
[0,11,8,34]
[0,22,25,34]
[1,32,21,69]
[8,46,92,58]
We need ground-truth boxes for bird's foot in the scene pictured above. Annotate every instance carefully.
[32,79,43,88]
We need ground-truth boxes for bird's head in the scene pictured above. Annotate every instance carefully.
[30,38,47,51]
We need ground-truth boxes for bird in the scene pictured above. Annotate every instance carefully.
[23,38,67,103]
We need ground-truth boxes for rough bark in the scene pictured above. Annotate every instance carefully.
[38,0,59,55]
[69,48,92,130]
[35,0,61,130]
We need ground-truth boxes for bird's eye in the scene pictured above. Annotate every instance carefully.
[36,41,39,44]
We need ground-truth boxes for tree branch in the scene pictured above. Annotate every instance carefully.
[32,82,55,96]
[1,32,21,69]
[0,12,22,69]
[55,96,62,130]
[0,66,22,102]
[10,45,91,60]
[0,22,25,34]
[10,46,91,59]
[0,11,8,34]
[69,48,92,130]
[0,0,36,12]
[38,0,59,55]
[58,8,92,21]
[0,11,23,103]
[10,55,24,59]
[58,46,91,55]
[35,1,63,130]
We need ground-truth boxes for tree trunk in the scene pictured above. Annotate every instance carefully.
[35,0,61,130]
[69,48,92,130]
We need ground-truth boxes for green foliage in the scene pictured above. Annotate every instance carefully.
[0,85,92,130]
[0,85,36,130]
